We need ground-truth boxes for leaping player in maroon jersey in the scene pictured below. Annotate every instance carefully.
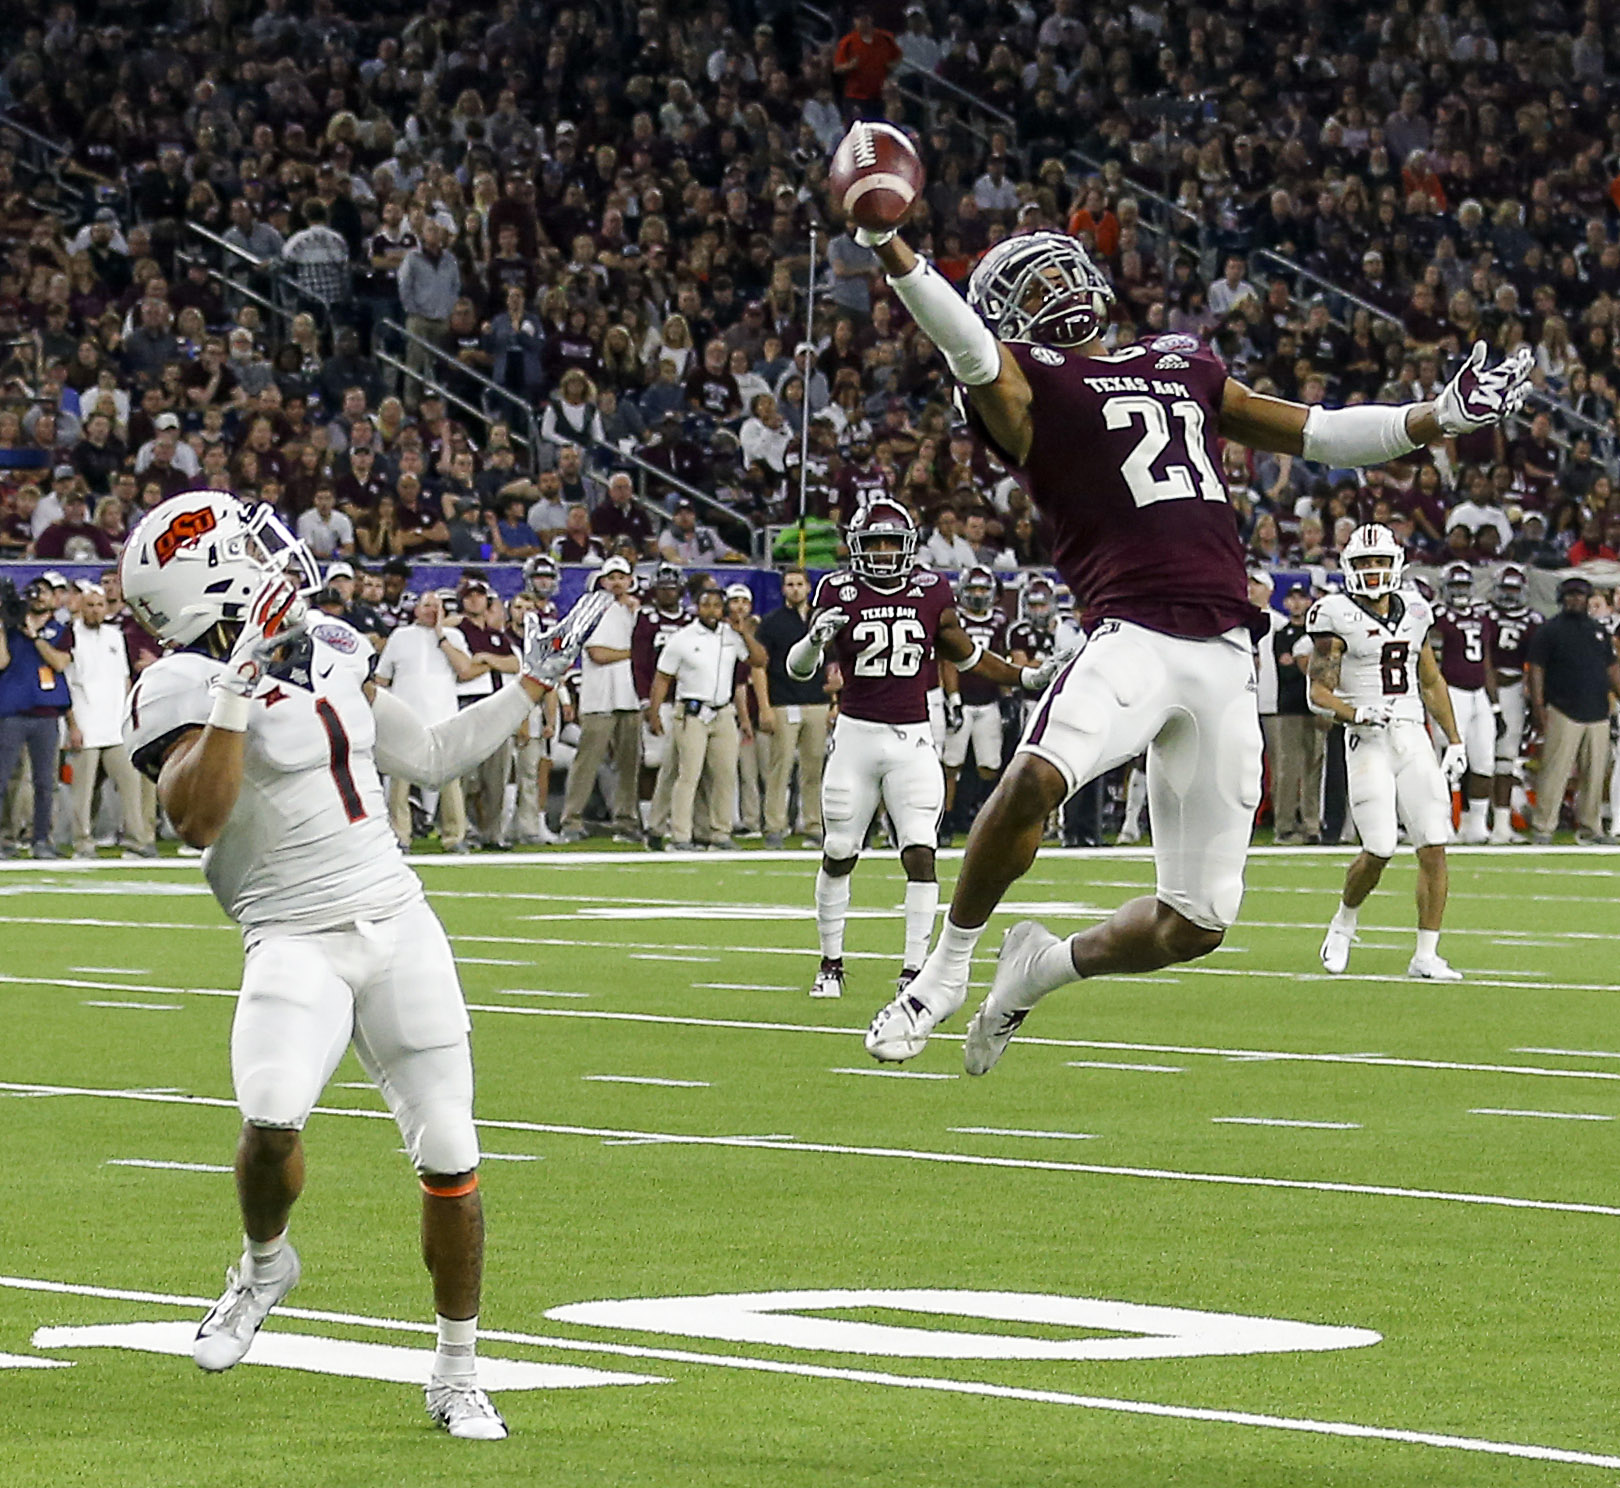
[786,500,1062,1001]
[836,126,1535,1069]
[1431,561,1501,844]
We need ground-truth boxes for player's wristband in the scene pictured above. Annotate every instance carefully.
[207,689,251,733]
[958,640,984,671]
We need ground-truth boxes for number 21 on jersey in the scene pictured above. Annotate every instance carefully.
[1103,396,1226,509]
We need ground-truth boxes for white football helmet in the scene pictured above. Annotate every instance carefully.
[1340,523,1405,599]
[956,565,997,617]
[122,490,319,647]
[1021,575,1057,627]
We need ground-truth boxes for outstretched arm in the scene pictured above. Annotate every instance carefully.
[869,235,1034,464]
[1221,340,1532,463]
[369,683,535,787]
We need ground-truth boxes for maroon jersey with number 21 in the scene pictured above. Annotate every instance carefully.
[988,335,1258,640]
[813,568,953,725]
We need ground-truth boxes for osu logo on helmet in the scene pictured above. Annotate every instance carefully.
[152,507,219,566]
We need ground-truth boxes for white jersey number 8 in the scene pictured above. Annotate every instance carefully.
[851,616,928,678]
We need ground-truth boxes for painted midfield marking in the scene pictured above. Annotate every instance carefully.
[2,1273,1617,1471]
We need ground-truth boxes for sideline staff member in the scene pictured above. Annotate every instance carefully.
[649,585,767,851]
[755,568,832,847]
[0,576,74,858]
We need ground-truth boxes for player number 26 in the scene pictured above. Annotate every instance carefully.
[851,616,928,678]
[1102,396,1226,509]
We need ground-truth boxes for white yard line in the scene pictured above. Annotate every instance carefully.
[80,1001,182,1011]
[582,1075,711,1088]
[1067,1061,1183,1074]
[950,1128,1098,1140]
[1212,1119,1363,1131]
[694,983,797,992]
[627,953,719,963]
[491,988,590,999]
[68,965,150,976]
[1516,1048,1620,1060]
[829,1067,958,1081]
[4,1272,1617,1472]
[7,1078,1620,1220]
[102,1159,231,1173]
[0,973,235,998]
[1470,1109,1614,1122]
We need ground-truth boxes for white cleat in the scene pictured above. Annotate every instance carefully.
[809,957,844,999]
[426,1378,509,1440]
[962,921,1061,1076]
[1407,953,1463,982]
[864,960,968,1063]
[1319,922,1354,975]
[193,1246,301,1372]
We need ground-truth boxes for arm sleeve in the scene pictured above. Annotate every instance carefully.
[371,682,532,787]
[1300,404,1418,466]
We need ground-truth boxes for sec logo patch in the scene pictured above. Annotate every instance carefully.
[1029,345,1065,366]
[839,586,857,602]
[313,623,358,654]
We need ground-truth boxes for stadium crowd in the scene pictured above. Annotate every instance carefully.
[0,0,1618,851]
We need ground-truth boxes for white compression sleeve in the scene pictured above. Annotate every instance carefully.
[1300,404,1419,466]
[786,634,823,680]
[885,257,1002,386]
[372,683,531,788]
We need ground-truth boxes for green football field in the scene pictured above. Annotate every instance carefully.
[4,843,1620,1487]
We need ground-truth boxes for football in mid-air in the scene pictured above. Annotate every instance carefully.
[829,121,924,233]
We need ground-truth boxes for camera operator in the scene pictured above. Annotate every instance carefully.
[0,578,75,857]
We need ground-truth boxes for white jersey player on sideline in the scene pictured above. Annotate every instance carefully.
[1307,525,1467,981]
[119,491,608,1440]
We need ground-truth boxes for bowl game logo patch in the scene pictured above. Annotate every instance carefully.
[312,623,358,654]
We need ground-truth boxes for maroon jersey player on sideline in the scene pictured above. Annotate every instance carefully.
[1486,563,1542,843]
[1431,561,1501,844]
[834,124,1535,1068]
[942,567,1010,820]
[785,500,1060,1001]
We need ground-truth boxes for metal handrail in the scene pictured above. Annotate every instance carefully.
[186,218,272,272]
[591,438,746,533]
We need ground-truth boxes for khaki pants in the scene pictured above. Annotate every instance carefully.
[513,735,546,840]
[561,709,640,836]
[461,735,513,845]
[403,314,448,408]
[1263,713,1323,838]
[672,704,739,846]
[1533,707,1611,836]
[764,703,829,837]
[69,743,151,852]
[736,729,764,832]
[647,725,711,840]
[388,774,465,847]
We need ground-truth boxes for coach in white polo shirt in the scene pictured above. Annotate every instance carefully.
[65,585,153,856]
[649,585,767,851]
[558,556,643,843]
[375,590,476,850]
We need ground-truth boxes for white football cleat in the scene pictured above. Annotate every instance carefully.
[809,957,844,999]
[1407,952,1463,982]
[961,920,1061,1077]
[864,953,970,1063]
[426,1378,509,1440]
[1319,921,1354,975]
[193,1245,301,1372]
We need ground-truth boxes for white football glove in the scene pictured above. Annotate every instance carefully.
[1440,742,1468,789]
[943,693,964,732]
[1434,341,1534,435]
[214,572,307,700]
[807,608,849,647]
[1352,703,1393,728]
[854,225,897,250]
[1019,633,1082,694]
[522,590,613,689]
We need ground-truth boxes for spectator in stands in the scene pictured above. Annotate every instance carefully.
[296,484,357,561]
[658,500,745,565]
[552,504,607,567]
[922,509,977,569]
[592,473,657,558]
[398,222,459,410]
[35,486,116,562]
[832,11,902,121]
